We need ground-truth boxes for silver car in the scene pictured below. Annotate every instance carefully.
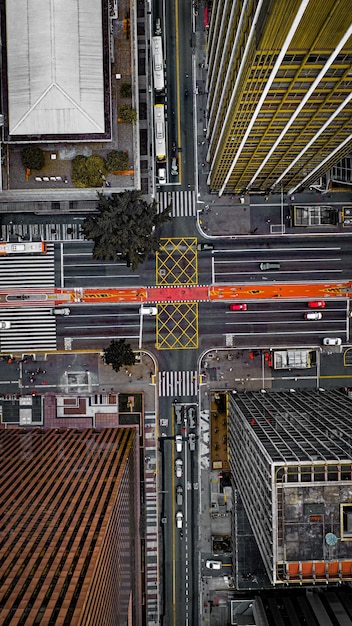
[175,458,183,478]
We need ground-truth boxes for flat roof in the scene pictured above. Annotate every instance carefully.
[5,0,105,137]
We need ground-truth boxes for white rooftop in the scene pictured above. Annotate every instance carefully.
[6,0,105,137]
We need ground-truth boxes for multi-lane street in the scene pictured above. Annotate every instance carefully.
[212,239,352,284]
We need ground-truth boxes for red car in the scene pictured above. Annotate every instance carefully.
[308,301,325,308]
[229,303,247,311]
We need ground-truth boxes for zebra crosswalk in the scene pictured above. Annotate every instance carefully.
[1,223,84,242]
[0,308,57,351]
[0,243,55,289]
[156,190,196,217]
[158,370,198,398]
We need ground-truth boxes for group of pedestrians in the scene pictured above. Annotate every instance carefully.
[25,368,46,385]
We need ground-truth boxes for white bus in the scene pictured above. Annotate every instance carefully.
[154,104,166,162]
[0,242,47,255]
[152,36,164,92]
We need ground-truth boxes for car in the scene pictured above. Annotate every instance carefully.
[260,262,280,270]
[175,434,183,453]
[189,433,196,451]
[308,301,325,308]
[0,321,11,329]
[171,157,178,176]
[51,308,70,316]
[139,306,158,316]
[323,337,342,346]
[175,405,183,425]
[187,406,196,429]
[176,485,183,505]
[229,303,247,311]
[206,560,222,570]
[158,168,166,185]
[304,312,322,320]
[155,17,161,35]
[175,458,183,478]
[176,511,183,528]
[197,243,214,251]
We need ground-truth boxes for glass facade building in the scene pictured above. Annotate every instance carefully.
[0,427,141,625]
[205,0,352,195]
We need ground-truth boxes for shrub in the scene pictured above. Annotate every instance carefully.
[118,105,137,123]
[106,150,129,172]
[72,155,107,188]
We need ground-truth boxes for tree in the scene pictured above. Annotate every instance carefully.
[21,146,45,171]
[118,104,137,123]
[81,190,172,270]
[102,339,136,373]
[106,150,129,173]
[72,155,107,187]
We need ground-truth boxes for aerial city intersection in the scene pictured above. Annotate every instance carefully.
[1,1,352,626]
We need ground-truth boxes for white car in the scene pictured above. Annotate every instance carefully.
[51,308,70,316]
[206,560,222,570]
[175,434,183,453]
[0,321,11,329]
[176,511,183,529]
[175,458,183,478]
[158,168,166,185]
[304,312,322,320]
[140,307,157,316]
[323,337,342,346]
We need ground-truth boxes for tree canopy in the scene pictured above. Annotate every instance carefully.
[21,146,45,170]
[81,190,172,269]
[102,339,136,373]
[72,155,107,187]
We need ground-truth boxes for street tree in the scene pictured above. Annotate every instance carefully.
[102,338,136,373]
[81,190,172,270]
[21,146,45,171]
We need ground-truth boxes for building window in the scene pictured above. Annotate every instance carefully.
[342,505,352,540]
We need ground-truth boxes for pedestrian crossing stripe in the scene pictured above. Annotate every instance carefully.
[158,370,198,397]
[156,190,196,217]
[1,224,84,242]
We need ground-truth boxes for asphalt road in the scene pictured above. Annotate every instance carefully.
[198,299,349,349]
[211,236,352,284]
[159,398,199,626]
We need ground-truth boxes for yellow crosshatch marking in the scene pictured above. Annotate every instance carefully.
[156,237,198,285]
[156,303,198,350]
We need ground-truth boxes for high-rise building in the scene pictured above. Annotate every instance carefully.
[228,389,352,585]
[0,427,141,625]
[206,0,352,195]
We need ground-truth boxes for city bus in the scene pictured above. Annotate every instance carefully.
[154,104,166,162]
[151,36,164,92]
[0,242,47,255]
